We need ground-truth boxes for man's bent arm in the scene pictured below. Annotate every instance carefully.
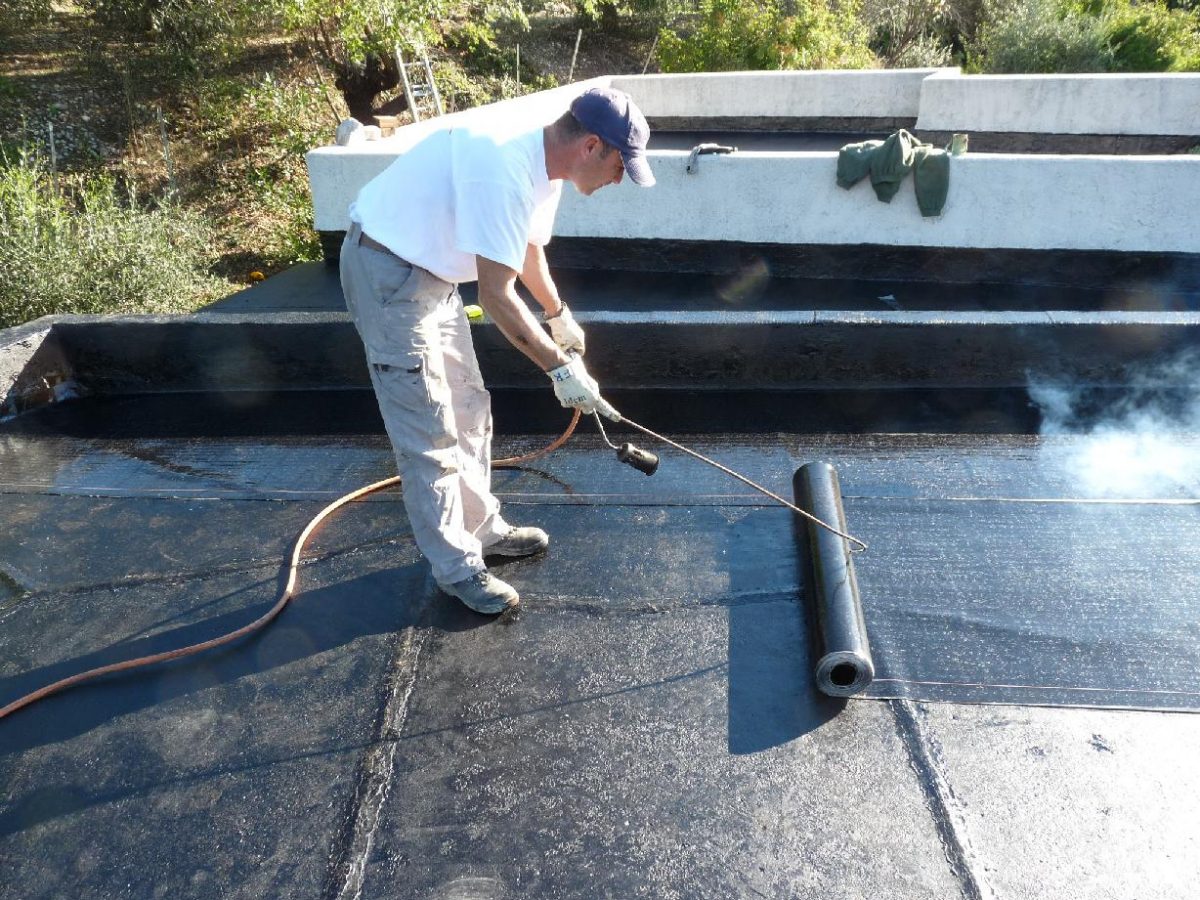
[518,243,564,317]
[477,255,570,372]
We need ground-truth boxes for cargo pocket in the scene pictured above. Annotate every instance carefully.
[371,350,458,454]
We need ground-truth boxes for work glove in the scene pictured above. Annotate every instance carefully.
[547,355,619,421]
[545,303,586,356]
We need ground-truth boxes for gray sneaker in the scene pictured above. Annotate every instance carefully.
[440,571,519,615]
[483,526,550,559]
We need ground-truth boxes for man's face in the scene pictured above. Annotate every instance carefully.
[574,137,625,196]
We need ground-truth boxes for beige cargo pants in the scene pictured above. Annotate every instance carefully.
[340,223,506,585]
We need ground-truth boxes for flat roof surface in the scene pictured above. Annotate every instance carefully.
[4,262,1200,898]
[3,383,1199,899]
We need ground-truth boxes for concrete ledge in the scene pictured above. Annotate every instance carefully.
[612,70,945,119]
[306,70,1200,251]
[916,70,1200,136]
[649,116,917,134]
[313,149,1200,254]
[555,152,1200,253]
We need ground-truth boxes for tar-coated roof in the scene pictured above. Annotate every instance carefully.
[2,267,1199,899]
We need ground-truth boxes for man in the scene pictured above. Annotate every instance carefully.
[340,87,655,615]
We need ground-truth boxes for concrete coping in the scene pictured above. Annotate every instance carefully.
[305,69,1200,251]
[917,68,1200,136]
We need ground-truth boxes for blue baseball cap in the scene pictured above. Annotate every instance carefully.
[570,87,655,187]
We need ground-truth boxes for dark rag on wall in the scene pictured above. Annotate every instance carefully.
[837,129,950,217]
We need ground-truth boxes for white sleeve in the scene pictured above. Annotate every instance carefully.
[454,180,532,272]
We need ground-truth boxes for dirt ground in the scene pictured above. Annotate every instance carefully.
[0,2,656,168]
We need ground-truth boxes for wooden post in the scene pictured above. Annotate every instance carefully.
[47,123,57,178]
[156,106,178,200]
[642,34,659,75]
[568,29,582,82]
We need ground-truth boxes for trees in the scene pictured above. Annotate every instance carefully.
[279,0,452,121]
[76,0,529,121]
[274,0,532,121]
[970,0,1199,73]
[657,0,876,72]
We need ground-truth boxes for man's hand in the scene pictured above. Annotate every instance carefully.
[546,303,586,355]
[546,356,619,421]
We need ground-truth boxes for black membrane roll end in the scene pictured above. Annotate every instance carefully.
[794,462,874,698]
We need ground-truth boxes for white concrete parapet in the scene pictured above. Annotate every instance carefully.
[917,70,1200,136]
[306,70,1200,252]
[554,151,1200,254]
[611,69,947,119]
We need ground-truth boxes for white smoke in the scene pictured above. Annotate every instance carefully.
[1029,350,1200,499]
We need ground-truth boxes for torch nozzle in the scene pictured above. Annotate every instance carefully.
[616,442,659,476]
[593,411,658,476]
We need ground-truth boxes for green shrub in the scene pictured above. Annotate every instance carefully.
[442,15,558,103]
[972,0,1199,72]
[83,0,268,83]
[971,0,1112,71]
[0,150,224,329]
[573,0,683,32]
[189,72,327,273]
[1,0,51,36]
[862,0,955,67]
[445,20,512,78]
[1103,0,1200,71]
[0,76,29,108]
[657,0,876,72]
[432,55,557,114]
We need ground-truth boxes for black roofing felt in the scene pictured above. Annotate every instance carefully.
[3,384,1200,897]
[4,258,1200,897]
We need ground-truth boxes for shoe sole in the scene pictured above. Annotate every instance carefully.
[484,544,548,560]
[483,537,550,559]
[460,597,518,615]
[438,583,520,615]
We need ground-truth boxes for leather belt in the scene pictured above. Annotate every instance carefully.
[359,231,399,257]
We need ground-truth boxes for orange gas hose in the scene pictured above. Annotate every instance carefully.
[0,410,582,721]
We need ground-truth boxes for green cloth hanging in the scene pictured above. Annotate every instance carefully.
[837,129,950,218]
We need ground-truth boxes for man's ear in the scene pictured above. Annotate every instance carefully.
[581,134,603,158]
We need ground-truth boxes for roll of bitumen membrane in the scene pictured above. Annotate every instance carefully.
[794,462,875,697]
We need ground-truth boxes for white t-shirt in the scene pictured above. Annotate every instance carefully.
[348,118,562,284]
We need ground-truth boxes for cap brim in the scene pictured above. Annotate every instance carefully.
[622,151,655,187]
